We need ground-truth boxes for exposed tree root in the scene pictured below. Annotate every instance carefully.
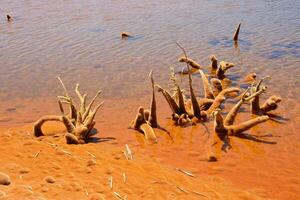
[129,71,172,143]
[216,61,235,79]
[243,73,257,82]
[178,56,202,70]
[33,77,103,144]
[207,87,240,115]
[210,78,223,97]
[249,77,282,115]
[211,87,272,151]
[210,55,218,70]
[199,70,214,100]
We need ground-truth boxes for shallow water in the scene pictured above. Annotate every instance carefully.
[0,0,300,199]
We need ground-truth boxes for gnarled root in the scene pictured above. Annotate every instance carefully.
[249,77,281,115]
[156,84,181,115]
[198,98,214,111]
[33,115,63,137]
[227,115,269,135]
[140,123,157,143]
[243,73,257,82]
[65,133,79,144]
[130,71,167,142]
[211,109,231,151]
[210,55,218,70]
[212,108,270,151]
[211,78,223,96]
[224,88,257,126]
[216,61,235,79]
[199,70,214,99]
[178,56,202,70]
[33,77,103,144]
[260,96,282,114]
[130,107,157,143]
[207,87,240,115]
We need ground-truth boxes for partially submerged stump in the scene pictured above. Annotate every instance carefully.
[212,89,270,151]
[216,61,235,79]
[6,14,11,21]
[233,23,241,42]
[130,71,161,143]
[121,32,131,39]
[33,77,103,144]
[177,56,202,74]
[210,55,218,70]
[249,77,282,115]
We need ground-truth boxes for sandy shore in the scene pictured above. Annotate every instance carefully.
[0,95,300,200]
[0,126,271,200]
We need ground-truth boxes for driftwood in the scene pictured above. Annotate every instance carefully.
[33,77,103,144]
[249,77,281,115]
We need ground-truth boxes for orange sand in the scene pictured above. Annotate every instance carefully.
[0,95,299,200]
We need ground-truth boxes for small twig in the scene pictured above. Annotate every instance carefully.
[123,151,129,160]
[60,149,72,156]
[86,151,96,159]
[124,144,133,160]
[176,185,189,193]
[34,150,41,159]
[192,191,209,198]
[46,142,57,147]
[57,76,70,98]
[84,187,89,196]
[114,192,126,200]
[123,173,127,183]
[176,168,195,177]
[108,176,113,190]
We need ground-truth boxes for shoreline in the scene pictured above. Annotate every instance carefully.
[0,100,299,199]
[0,126,271,200]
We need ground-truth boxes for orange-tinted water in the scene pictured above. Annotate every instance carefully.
[1,0,300,199]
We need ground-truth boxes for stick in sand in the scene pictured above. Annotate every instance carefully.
[114,192,126,200]
[124,144,133,160]
[123,173,127,183]
[34,150,41,158]
[86,151,96,159]
[108,176,113,190]
[176,168,195,177]
[176,185,189,193]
